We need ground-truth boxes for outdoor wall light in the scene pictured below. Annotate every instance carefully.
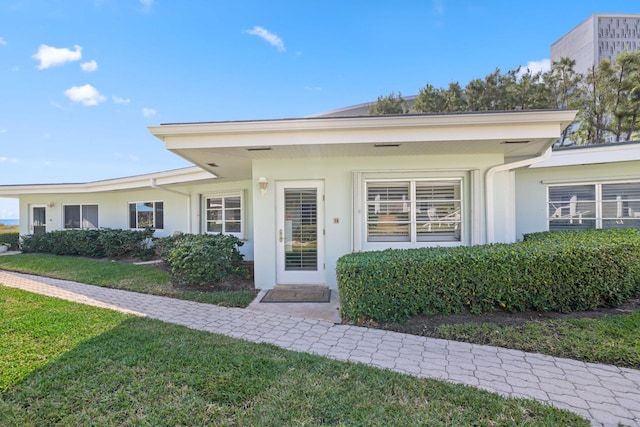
[47,202,55,208]
[257,177,268,197]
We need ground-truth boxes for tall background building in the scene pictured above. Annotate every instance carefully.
[551,13,640,75]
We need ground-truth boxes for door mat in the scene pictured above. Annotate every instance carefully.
[261,287,331,303]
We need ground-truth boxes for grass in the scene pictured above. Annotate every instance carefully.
[434,311,640,369]
[0,253,257,308]
[0,285,588,426]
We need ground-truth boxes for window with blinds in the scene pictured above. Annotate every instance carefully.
[602,183,640,228]
[548,185,596,230]
[548,182,640,230]
[366,179,462,243]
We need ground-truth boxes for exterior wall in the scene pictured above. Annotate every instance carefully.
[250,153,506,290]
[551,14,640,75]
[551,15,596,75]
[515,160,640,239]
[18,179,255,259]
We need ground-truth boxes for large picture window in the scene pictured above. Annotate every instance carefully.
[548,182,640,230]
[366,179,462,243]
[204,193,243,238]
[129,201,164,229]
[64,204,98,229]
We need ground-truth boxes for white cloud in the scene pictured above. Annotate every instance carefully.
[80,60,98,72]
[142,107,156,118]
[0,37,7,46]
[245,26,285,52]
[1,129,6,133]
[0,156,18,164]
[33,44,82,69]
[113,96,131,104]
[139,0,153,7]
[64,84,106,106]
[304,86,322,92]
[50,99,65,110]
[11,66,19,72]
[519,58,551,76]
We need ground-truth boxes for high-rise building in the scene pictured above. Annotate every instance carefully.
[551,13,640,75]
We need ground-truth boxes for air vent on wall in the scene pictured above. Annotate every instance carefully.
[374,143,400,148]
[501,140,531,144]
[247,147,272,151]
[206,163,218,167]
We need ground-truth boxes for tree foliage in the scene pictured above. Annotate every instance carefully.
[368,92,408,115]
[371,52,640,145]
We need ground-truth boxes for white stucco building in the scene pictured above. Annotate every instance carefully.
[8,110,640,292]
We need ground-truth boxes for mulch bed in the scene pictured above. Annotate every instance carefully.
[372,297,640,337]
[173,274,256,292]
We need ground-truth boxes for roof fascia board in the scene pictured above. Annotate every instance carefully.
[162,124,564,151]
[149,111,578,139]
[0,166,213,195]
[532,143,640,168]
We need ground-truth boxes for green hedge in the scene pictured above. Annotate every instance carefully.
[20,228,155,259]
[337,229,640,323]
[0,232,19,251]
[158,233,247,286]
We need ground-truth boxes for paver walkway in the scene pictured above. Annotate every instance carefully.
[2,270,639,427]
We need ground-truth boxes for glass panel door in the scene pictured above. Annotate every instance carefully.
[31,206,46,235]
[276,181,324,284]
[284,188,318,271]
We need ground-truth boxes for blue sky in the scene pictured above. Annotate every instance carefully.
[0,0,637,218]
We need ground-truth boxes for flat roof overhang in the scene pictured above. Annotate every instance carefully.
[148,110,578,181]
[0,167,215,196]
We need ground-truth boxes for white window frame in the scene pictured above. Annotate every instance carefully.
[202,192,244,239]
[63,204,99,230]
[357,175,464,250]
[547,180,640,230]
[129,201,164,229]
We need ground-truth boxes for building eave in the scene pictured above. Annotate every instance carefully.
[148,110,578,139]
[0,166,214,196]
[531,141,640,168]
[148,110,578,180]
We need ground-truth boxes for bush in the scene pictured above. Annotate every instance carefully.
[337,229,640,323]
[97,228,155,258]
[160,234,247,286]
[0,232,19,250]
[20,228,155,259]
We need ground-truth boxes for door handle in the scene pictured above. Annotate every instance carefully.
[279,229,283,243]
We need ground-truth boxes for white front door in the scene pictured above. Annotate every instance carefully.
[31,205,47,235]
[276,181,325,285]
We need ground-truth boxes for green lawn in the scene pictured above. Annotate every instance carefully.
[0,285,587,426]
[0,253,256,307]
[433,310,640,369]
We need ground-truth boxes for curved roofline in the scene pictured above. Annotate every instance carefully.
[307,95,418,118]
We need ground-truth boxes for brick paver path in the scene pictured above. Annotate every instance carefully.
[2,270,639,426]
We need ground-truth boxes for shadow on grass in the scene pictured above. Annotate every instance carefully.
[1,316,588,426]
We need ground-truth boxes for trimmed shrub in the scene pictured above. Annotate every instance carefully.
[97,228,155,258]
[160,234,247,286]
[337,229,640,323]
[20,228,155,259]
[0,232,19,250]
